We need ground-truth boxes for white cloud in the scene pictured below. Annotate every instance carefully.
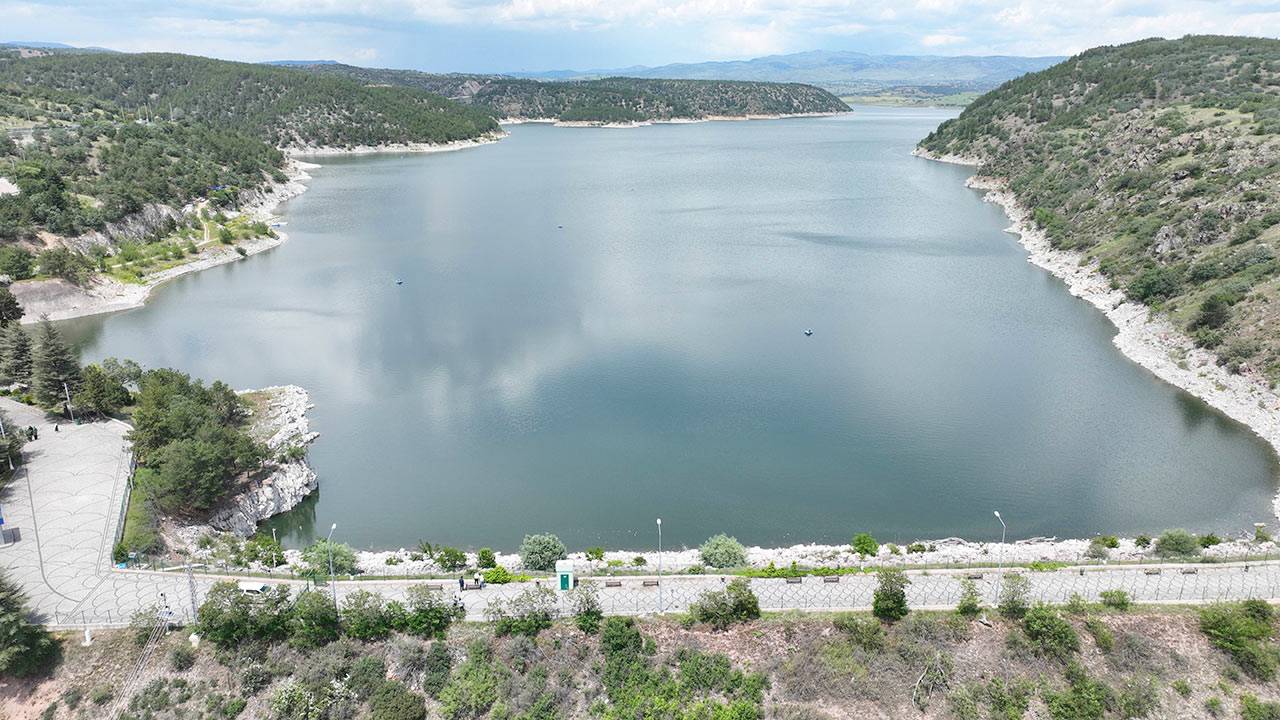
[920,32,965,47]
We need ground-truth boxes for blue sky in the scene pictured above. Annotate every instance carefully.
[4,1,1279,73]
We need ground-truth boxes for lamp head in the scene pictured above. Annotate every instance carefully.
[656,518,662,526]
[993,511,1001,519]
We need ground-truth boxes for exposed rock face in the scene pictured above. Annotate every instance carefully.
[199,385,320,537]
[71,203,188,252]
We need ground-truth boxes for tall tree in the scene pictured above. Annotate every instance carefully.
[0,287,23,327]
[0,322,31,387]
[0,570,58,676]
[75,364,131,417]
[31,319,80,409]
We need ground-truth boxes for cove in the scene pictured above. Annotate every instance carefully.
[60,107,1279,551]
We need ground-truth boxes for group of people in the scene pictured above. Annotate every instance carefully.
[459,572,486,590]
[22,425,38,440]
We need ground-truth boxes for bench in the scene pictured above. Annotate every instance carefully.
[423,583,442,590]
[462,582,482,590]
[604,580,623,588]
[1180,568,1198,575]
[785,577,802,584]
[822,576,840,584]
[1143,569,1161,575]
[965,573,983,580]
[642,580,660,587]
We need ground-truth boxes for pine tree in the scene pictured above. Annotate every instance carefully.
[0,287,23,327]
[31,319,80,409]
[0,322,31,387]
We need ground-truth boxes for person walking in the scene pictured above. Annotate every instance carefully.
[474,570,484,589]
[458,575,465,591]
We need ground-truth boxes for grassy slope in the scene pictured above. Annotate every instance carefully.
[919,35,1280,383]
[9,608,1280,719]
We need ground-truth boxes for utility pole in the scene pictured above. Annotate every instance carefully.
[656,518,663,614]
[326,523,338,615]
[62,381,75,423]
[185,561,198,621]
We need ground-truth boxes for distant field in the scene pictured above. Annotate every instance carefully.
[842,91,980,108]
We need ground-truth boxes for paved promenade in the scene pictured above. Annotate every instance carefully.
[4,395,1280,629]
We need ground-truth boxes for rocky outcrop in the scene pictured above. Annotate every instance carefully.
[70,203,189,252]
[194,385,320,537]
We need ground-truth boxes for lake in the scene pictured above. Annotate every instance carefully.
[62,107,1279,551]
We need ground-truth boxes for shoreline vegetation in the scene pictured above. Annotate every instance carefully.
[915,146,1280,518]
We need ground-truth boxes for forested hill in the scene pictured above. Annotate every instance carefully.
[920,36,1280,383]
[299,64,849,122]
[0,53,498,239]
[0,53,498,148]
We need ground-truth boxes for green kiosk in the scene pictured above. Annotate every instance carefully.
[555,559,575,591]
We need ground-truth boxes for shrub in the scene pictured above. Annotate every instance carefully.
[1199,601,1280,680]
[1099,589,1131,611]
[240,664,271,695]
[585,547,605,562]
[403,585,464,639]
[434,546,467,571]
[168,645,196,671]
[289,590,339,648]
[632,555,647,566]
[689,578,760,631]
[1115,676,1158,719]
[370,681,427,720]
[481,566,530,584]
[438,640,501,719]
[907,542,930,554]
[998,574,1031,619]
[568,583,603,634]
[1043,662,1112,720]
[871,568,910,622]
[1205,696,1223,717]
[1022,605,1079,661]
[302,538,360,575]
[1085,537,1110,560]
[700,534,747,568]
[489,586,557,636]
[1171,679,1191,697]
[851,532,879,558]
[341,590,401,641]
[956,578,982,617]
[348,656,390,700]
[197,581,292,648]
[832,614,884,651]
[1135,535,1151,549]
[1243,695,1280,720]
[1084,617,1114,652]
[89,686,113,705]
[476,547,496,568]
[519,533,567,571]
[1199,533,1223,548]
[1154,529,1201,557]
[422,643,452,697]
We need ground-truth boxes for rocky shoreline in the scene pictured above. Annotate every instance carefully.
[285,133,505,157]
[914,147,1280,519]
[170,385,319,545]
[499,111,847,129]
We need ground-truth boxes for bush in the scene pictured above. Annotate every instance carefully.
[1022,605,1079,661]
[1199,533,1223,548]
[1099,589,1131,611]
[851,532,879,558]
[871,568,910,622]
[341,590,402,641]
[518,533,567,571]
[1199,601,1280,680]
[476,547,496,568]
[403,585,464,639]
[168,645,196,672]
[1154,529,1201,557]
[998,574,1031,619]
[348,656,389,700]
[1171,679,1191,697]
[1085,537,1110,560]
[568,584,603,634]
[907,542,930,554]
[1135,535,1151,549]
[370,681,427,720]
[240,664,271,695]
[422,643,452,697]
[1084,617,1114,651]
[699,534,747,568]
[302,538,360,575]
[1243,695,1280,720]
[481,566,530,584]
[434,546,467,572]
[438,640,501,719]
[289,590,339,648]
[832,614,884,651]
[1044,662,1112,720]
[489,586,557,637]
[956,578,983,617]
[689,578,760,631]
[585,547,605,562]
[197,581,292,648]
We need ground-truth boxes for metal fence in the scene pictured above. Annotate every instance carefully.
[44,560,1280,629]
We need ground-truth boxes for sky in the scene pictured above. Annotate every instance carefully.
[3,0,1279,73]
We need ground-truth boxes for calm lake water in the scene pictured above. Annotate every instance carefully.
[63,107,1279,551]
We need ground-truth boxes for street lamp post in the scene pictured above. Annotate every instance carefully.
[326,523,338,614]
[656,518,663,614]
[993,510,1006,606]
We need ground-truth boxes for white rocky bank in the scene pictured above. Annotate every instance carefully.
[172,385,319,545]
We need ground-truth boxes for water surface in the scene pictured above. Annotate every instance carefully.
[63,108,1279,550]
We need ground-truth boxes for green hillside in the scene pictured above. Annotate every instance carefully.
[301,64,849,121]
[0,53,498,239]
[920,36,1280,382]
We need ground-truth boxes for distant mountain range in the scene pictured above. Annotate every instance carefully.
[508,50,1065,99]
